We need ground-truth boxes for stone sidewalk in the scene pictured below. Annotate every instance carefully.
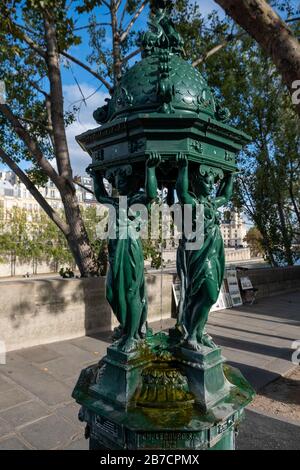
[0,291,299,450]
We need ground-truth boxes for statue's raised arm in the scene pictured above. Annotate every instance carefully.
[215,172,235,208]
[89,168,112,206]
[145,153,160,203]
[175,154,194,206]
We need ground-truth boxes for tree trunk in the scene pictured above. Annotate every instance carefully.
[215,0,300,116]
[261,234,278,267]
[111,2,122,85]
[253,217,278,267]
[0,146,69,234]
[62,189,99,276]
[62,190,99,276]
[289,183,300,227]
[43,12,99,276]
[276,196,294,265]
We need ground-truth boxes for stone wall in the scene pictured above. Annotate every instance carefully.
[237,265,300,299]
[0,273,176,352]
[0,266,299,352]
[0,247,253,277]
[148,247,252,266]
[0,257,57,277]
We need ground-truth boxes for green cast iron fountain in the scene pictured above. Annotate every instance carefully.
[72,0,255,450]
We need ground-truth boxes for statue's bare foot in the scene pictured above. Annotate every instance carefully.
[119,337,139,353]
[173,323,186,339]
[200,333,217,348]
[112,325,123,341]
[183,338,202,351]
[138,321,148,339]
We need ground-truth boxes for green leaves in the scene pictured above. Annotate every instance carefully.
[174,1,299,266]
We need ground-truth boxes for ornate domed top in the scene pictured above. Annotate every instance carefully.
[93,0,229,125]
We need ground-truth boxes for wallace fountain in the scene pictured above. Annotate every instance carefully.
[72,0,255,450]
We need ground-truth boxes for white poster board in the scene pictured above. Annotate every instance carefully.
[225,268,243,306]
[240,276,253,290]
[173,266,243,315]
[211,280,232,312]
[172,282,181,307]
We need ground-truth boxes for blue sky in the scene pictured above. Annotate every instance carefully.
[62,0,299,175]
[1,0,299,176]
[61,1,223,174]
[62,0,223,87]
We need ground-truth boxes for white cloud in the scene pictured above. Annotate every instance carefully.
[64,83,108,175]
[62,1,224,175]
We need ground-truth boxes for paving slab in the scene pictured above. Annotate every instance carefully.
[36,356,93,381]
[46,341,97,363]
[0,435,31,450]
[70,336,109,356]
[221,347,270,369]
[0,400,50,428]
[0,355,72,406]
[0,417,12,439]
[264,357,296,377]
[0,388,32,412]
[16,345,62,364]
[65,375,82,391]
[64,435,89,450]
[0,374,16,393]
[55,402,82,426]
[0,290,299,449]
[18,413,79,450]
[237,408,300,450]
[228,361,285,390]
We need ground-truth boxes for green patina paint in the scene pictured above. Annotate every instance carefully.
[72,0,254,450]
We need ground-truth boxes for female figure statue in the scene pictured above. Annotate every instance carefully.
[175,155,234,350]
[91,155,159,353]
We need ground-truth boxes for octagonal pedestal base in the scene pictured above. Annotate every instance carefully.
[72,334,254,451]
[80,398,241,450]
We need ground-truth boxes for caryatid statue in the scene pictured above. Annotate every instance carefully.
[90,155,160,353]
[175,154,235,351]
[73,0,255,451]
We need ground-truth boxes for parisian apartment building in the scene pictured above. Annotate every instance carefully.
[0,170,248,250]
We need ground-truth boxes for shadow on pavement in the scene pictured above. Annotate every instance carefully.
[237,409,300,450]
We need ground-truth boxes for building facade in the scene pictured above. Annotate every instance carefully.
[0,171,97,218]
[0,171,250,276]
[219,210,247,248]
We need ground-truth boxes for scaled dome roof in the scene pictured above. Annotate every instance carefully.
[93,1,229,125]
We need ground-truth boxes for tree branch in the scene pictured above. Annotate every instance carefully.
[215,0,300,117]
[73,179,95,195]
[122,47,141,63]
[0,104,63,189]
[7,20,46,58]
[60,51,113,93]
[17,116,53,133]
[0,146,70,235]
[28,79,50,98]
[120,0,128,29]
[116,0,122,11]
[74,22,112,31]
[286,17,300,23]
[120,0,148,43]
[192,32,245,67]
